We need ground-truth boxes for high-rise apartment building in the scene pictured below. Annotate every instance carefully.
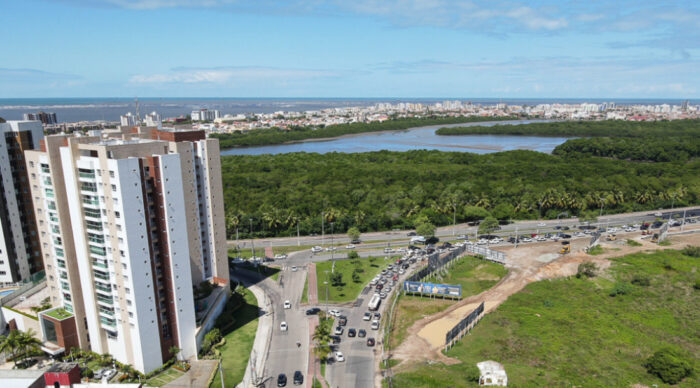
[23,112,58,125]
[0,121,44,284]
[25,127,229,373]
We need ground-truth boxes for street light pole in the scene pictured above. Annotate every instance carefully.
[324,270,330,313]
[330,222,335,262]
[321,213,325,247]
[249,218,255,260]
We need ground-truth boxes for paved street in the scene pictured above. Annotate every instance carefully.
[231,206,700,250]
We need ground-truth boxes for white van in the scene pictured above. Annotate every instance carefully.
[409,236,426,244]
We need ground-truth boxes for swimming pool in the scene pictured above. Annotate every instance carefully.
[0,288,17,297]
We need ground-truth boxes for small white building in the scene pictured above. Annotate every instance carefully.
[477,360,508,386]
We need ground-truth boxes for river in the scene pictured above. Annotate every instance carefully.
[220,119,570,155]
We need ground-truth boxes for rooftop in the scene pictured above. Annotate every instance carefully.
[43,307,74,321]
[47,362,79,373]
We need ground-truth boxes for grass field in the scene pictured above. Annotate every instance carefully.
[314,256,390,303]
[389,249,700,387]
[389,257,507,350]
[210,288,260,388]
[301,273,309,304]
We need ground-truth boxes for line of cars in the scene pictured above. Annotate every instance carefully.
[277,370,304,387]
[329,308,380,364]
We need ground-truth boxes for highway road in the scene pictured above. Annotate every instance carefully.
[230,206,700,251]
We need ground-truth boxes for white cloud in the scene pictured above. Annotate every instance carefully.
[128,66,343,84]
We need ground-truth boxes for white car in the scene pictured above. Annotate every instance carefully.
[538,222,546,227]
[371,320,380,330]
[283,300,291,309]
[363,312,371,321]
[335,351,345,362]
[280,321,288,331]
[311,246,323,253]
[477,239,488,245]
[328,309,340,317]
[274,254,288,260]
[334,326,344,335]
[291,266,298,272]
[345,244,356,249]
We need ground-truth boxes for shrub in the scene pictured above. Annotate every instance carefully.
[348,251,359,260]
[576,262,598,278]
[609,282,631,297]
[643,348,694,384]
[352,270,361,283]
[626,239,642,247]
[465,364,481,382]
[681,245,700,258]
[81,368,94,378]
[631,276,651,287]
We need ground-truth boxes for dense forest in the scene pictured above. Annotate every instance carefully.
[220,150,700,239]
[212,115,517,148]
[436,119,700,162]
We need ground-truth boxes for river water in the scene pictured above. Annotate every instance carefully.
[220,119,570,155]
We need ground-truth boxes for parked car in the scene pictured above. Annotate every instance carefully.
[371,320,380,330]
[334,326,344,335]
[363,312,371,321]
[338,316,347,326]
[331,335,341,344]
[348,328,356,337]
[305,307,321,315]
[335,351,345,362]
[278,373,287,387]
[358,329,367,338]
[328,309,340,317]
[367,337,376,347]
[373,312,381,320]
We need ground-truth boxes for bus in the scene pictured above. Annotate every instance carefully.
[368,293,381,311]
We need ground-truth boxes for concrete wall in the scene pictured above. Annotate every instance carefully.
[1,306,40,333]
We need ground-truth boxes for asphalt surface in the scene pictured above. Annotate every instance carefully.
[231,206,700,250]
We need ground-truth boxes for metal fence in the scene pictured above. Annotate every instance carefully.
[588,231,602,248]
[445,301,485,350]
[463,244,507,264]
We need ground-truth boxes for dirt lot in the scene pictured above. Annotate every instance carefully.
[389,227,700,368]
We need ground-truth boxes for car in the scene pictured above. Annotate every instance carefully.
[291,266,298,272]
[358,329,367,338]
[373,312,381,320]
[283,300,291,309]
[93,369,105,380]
[274,254,288,260]
[311,246,323,253]
[407,231,417,236]
[293,371,304,385]
[331,335,341,344]
[305,307,321,315]
[367,337,375,347]
[280,322,288,331]
[277,373,287,387]
[345,244,355,249]
[335,351,345,362]
[263,257,275,262]
[458,234,468,240]
[379,292,387,299]
[363,312,371,321]
[328,309,340,317]
[348,328,356,337]
[338,316,347,326]
[538,222,546,226]
[371,320,380,330]
[375,284,383,291]
[334,326,344,335]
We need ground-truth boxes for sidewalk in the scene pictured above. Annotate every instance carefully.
[307,263,319,305]
[233,278,273,388]
[164,360,218,388]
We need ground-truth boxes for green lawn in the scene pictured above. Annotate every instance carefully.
[314,256,388,303]
[210,288,260,388]
[389,257,507,350]
[301,273,309,304]
[144,366,184,387]
[390,249,700,387]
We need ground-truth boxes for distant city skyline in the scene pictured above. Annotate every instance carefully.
[1,1,698,98]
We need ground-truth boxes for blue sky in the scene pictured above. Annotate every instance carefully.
[1,0,698,98]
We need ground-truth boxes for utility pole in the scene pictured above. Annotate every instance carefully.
[330,222,335,262]
[250,218,255,261]
[514,226,518,249]
[681,209,687,231]
[452,203,457,236]
[324,270,330,313]
[321,213,325,247]
[297,222,300,246]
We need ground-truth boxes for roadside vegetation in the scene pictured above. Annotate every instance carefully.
[212,116,516,148]
[388,257,507,350]
[389,249,699,387]
[436,119,700,162]
[222,148,700,239]
[209,286,260,388]
[314,256,386,303]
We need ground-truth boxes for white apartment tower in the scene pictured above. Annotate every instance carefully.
[0,120,44,284]
[25,127,229,373]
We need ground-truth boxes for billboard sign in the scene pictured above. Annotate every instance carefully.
[403,281,462,297]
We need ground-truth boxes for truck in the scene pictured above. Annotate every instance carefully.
[368,293,382,311]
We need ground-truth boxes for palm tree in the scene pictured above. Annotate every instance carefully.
[16,329,41,365]
[262,208,284,232]
[312,322,332,361]
[0,332,19,365]
[225,211,241,240]
[635,190,654,204]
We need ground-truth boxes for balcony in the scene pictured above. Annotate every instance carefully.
[92,259,108,269]
[57,259,66,268]
[95,283,112,293]
[80,183,97,193]
[89,245,106,256]
[100,317,116,327]
[96,294,113,305]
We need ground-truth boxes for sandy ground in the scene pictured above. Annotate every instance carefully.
[390,228,700,369]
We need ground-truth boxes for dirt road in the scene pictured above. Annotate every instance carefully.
[390,229,700,368]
